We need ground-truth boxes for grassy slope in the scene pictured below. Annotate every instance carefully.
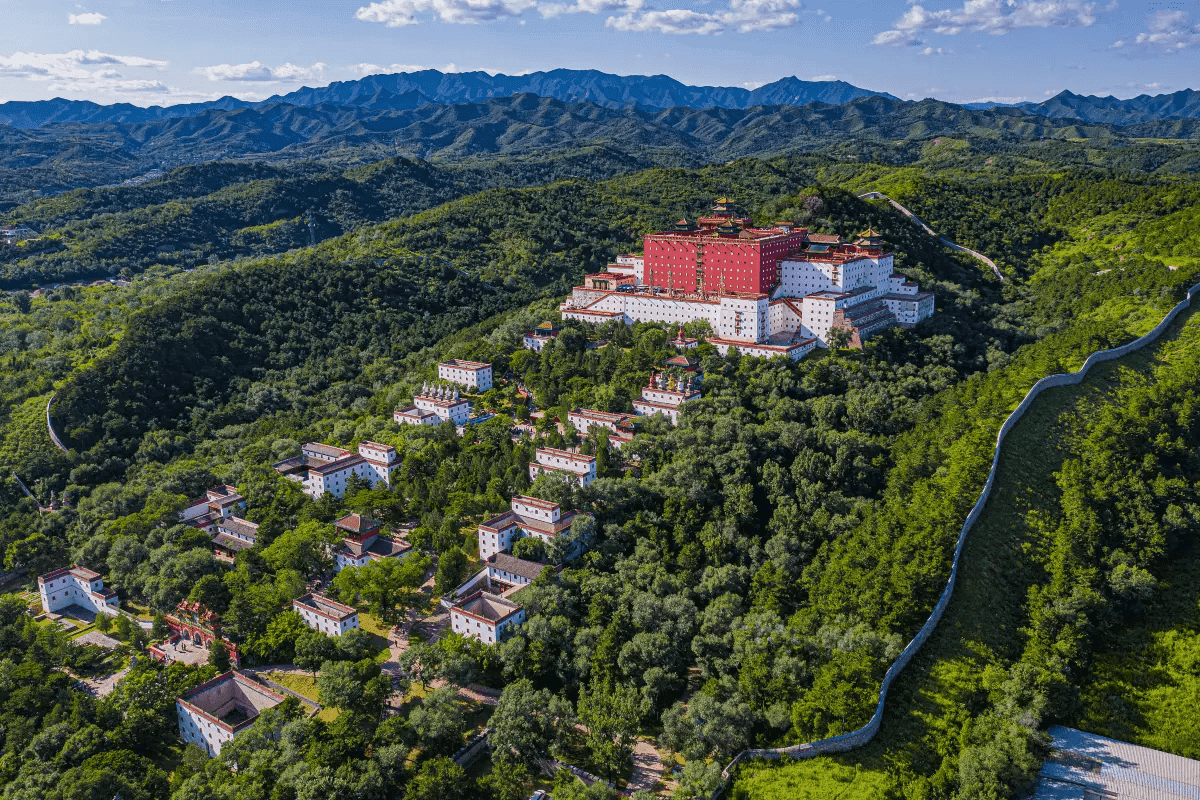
[736,302,1200,797]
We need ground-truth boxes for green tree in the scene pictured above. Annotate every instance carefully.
[403,757,470,800]
[262,520,335,575]
[578,679,646,779]
[489,679,574,766]
[294,630,337,676]
[208,640,231,671]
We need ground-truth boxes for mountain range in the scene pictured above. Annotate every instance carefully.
[1,69,1198,133]
[0,69,895,129]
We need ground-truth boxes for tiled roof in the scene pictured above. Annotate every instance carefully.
[213,533,254,552]
[487,553,547,581]
[217,517,259,540]
[294,593,357,621]
[512,495,559,510]
[364,536,411,559]
[303,443,353,458]
[335,514,382,535]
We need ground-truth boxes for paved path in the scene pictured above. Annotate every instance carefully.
[628,737,666,795]
[859,191,1005,282]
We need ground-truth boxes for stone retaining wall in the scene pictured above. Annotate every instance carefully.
[713,280,1200,797]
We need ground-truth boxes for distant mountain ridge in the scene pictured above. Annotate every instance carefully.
[0,68,896,128]
[969,89,1200,123]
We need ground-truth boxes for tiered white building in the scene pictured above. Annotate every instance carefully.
[438,360,493,391]
[272,442,399,499]
[293,593,360,636]
[478,495,584,560]
[633,373,701,425]
[37,566,119,617]
[395,382,473,427]
[559,229,933,360]
[529,447,597,486]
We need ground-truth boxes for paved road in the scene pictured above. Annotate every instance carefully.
[859,191,1005,282]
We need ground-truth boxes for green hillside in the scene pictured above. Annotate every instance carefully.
[1,149,1199,800]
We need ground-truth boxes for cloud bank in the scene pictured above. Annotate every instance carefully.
[874,0,1105,46]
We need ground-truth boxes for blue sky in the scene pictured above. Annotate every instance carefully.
[0,0,1197,106]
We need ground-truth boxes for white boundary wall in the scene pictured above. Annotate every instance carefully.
[712,279,1200,797]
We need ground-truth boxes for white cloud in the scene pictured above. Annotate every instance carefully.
[805,73,837,81]
[920,46,949,55]
[1117,11,1200,53]
[966,95,1029,103]
[874,0,1105,46]
[355,0,537,26]
[607,0,803,35]
[539,0,641,19]
[0,50,170,98]
[68,12,107,25]
[355,0,798,31]
[196,61,327,82]
[348,62,428,76]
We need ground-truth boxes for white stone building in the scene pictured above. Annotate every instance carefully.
[450,591,526,645]
[331,513,412,572]
[633,373,701,425]
[293,593,360,636]
[272,442,398,499]
[176,671,286,757]
[37,566,119,617]
[179,485,246,533]
[529,447,597,486]
[395,383,473,427]
[477,496,584,561]
[438,360,493,391]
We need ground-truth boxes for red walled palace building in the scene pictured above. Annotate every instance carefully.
[561,198,935,359]
[642,198,807,294]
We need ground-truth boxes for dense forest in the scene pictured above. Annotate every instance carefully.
[0,141,1198,800]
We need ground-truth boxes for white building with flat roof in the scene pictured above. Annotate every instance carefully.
[529,447,596,487]
[438,360,493,391]
[477,495,584,561]
[271,442,398,499]
[450,591,526,645]
[37,566,119,617]
[176,671,286,757]
[293,593,360,636]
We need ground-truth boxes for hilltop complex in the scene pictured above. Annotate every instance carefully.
[560,199,934,359]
